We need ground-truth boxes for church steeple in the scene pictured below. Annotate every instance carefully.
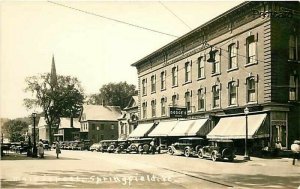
[50,55,58,88]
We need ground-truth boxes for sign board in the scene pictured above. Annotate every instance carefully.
[169,107,187,118]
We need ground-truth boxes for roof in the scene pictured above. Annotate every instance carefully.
[80,105,122,121]
[59,118,80,129]
[124,96,138,110]
[38,117,80,129]
[179,137,204,140]
[38,117,47,128]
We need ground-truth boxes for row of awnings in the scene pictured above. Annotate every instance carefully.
[129,113,269,139]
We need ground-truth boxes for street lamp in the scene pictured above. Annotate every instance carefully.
[244,107,250,160]
[32,112,37,158]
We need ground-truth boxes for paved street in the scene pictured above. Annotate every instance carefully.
[1,150,300,189]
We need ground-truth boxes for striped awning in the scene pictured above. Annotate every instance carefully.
[128,123,155,138]
[148,120,178,137]
[168,119,209,136]
[207,113,268,139]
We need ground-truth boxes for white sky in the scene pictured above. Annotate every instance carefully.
[0,1,242,119]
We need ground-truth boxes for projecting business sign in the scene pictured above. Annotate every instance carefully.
[169,107,187,118]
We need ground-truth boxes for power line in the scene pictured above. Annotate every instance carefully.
[159,1,192,30]
[47,1,179,38]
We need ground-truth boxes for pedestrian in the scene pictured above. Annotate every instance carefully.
[274,140,282,157]
[55,140,61,159]
[150,139,156,154]
[291,140,300,165]
[37,139,44,158]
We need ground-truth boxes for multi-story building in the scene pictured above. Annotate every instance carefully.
[79,105,121,143]
[132,2,300,151]
[118,96,139,139]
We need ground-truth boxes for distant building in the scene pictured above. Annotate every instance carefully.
[79,105,122,143]
[54,118,80,141]
[38,117,49,141]
[118,96,139,139]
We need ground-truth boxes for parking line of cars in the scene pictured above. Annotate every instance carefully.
[89,137,236,162]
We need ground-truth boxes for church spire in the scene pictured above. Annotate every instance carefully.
[50,55,58,88]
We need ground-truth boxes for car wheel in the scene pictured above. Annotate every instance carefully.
[198,150,204,159]
[168,147,174,155]
[228,157,234,162]
[184,149,190,157]
[211,152,217,162]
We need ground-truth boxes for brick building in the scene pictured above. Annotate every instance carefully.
[79,105,121,143]
[132,2,300,151]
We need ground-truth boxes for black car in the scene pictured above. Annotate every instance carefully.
[198,140,236,162]
[107,140,120,153]
[99,140,114,152]
[168,137,206,157]
[126,138,154,154]
[115,140,130,153]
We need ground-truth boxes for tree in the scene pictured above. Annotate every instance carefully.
[3,120,28,142]
[24,73,85,144]
[88,82,136,109]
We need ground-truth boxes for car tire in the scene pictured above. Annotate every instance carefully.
[211,152,217,162]
[198,150,204,159]
[168,147,174,155]
[228,157,234,162]
[184,148,190,157]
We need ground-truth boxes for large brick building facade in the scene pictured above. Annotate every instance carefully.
[132,2,300,150]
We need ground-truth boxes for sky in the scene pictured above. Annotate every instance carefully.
[0,1,242,119]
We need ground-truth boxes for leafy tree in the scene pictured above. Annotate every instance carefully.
[24,73,85,144]
[3,120,28,142]
[88,82,136,109]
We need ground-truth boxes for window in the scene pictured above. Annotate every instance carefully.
[212,51,220,74]
[172,66,178,86]
[247,77,256,102]
[197,88,205,110]
[246,35,256,64]
[111,124,114,130]
[142,102,147,119]
[97,126,99,130]
[151,100,156,117]
[101,124,104,130]
[289,35,297,60]
[151,75,156,93]
[198,57,205,78]
[185,91,191,111]
[228,82,237,105]
[161,71,166,90]
[142,78,147,96]
[228,44,237,69]
[161,98,166,116]
[289,75,298,101]
[172,95,177,106]
[212,85,220,108]
[185,62,191,82]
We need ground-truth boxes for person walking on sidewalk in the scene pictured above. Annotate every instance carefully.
[55,141,61,159]
[37,139,44,158]
[291,140,300,165]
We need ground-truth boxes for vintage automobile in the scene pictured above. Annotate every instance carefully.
[126,138,154,154]
[198,139,236,162]
[107,140,120,153]
[99,140,114,152]
[168,137,206,157]
[42,140,50,150]
[89,143,101,152]
[115,140,130,153]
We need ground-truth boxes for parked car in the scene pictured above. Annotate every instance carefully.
[107,140,119,153]
[126,138,154,154]
[168,137,206,157]
[42,140,50,150]
[115,140,130,153]
[99,140,114,152]
[90,143,101,152]
[198,139,236,162]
